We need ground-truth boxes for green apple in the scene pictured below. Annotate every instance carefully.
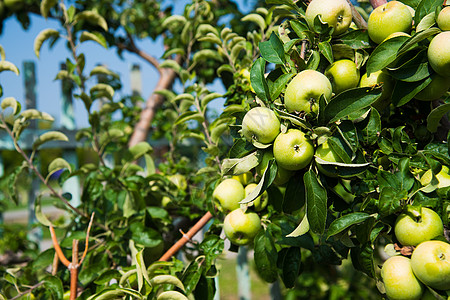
[241,107,280,144]
[381,255,424,300]
[420,165,450,188]
[232,171,253,186]
[273,129,314,171]
[244,183,268,211]
[324,59,360,95]
[415,74,450,101]
[428,31,450,77]
[359,70,394,111]
[223,208,262,246]
[305,0,352,36]
[368,1,413,44]
[411,240,450,290]
[256,150,294,186]
[315,139,343,177]
[394,206,444,246]
[284,70,332,114]
[168,174,187,191]
[437,6,450,31]
[213,178,245,212]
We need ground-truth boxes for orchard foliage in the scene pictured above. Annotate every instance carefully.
[0,0,449,299]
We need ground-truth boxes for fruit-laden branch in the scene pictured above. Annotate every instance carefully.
[370,0,387,8]
[159,211,214,261]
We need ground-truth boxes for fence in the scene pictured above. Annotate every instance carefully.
[0,60,282,300]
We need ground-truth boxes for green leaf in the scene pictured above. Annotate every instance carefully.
[240,159,277,204]
[0,61,19,75]
[318,41,333,64]
[129,142,153,160]
[388,49,430,82]
[43,276,64,300]
[366,36,410,75]
[283,174,306,213]
[193,49,222,64]
[90,287,144,299]
[90,83,114,100]
[80,31,107,48]
[286,214,309,237]
[182,260,202,295]
[314,157,370,178]
[1,97,20,115]
[304,170,327,234]
[398,27,440,56]
[338,30,371,49]
[222,151,259,176]
[259,32,285,65]
[174,111,204,125]
[8,162,28,205]
[162,15,187,30]
[350,243,375,278]
[33,131,69,150]
[250,57,271,102]
[34,28,59,58]
[241,13,266,31]
[416,12,436,32]
[289,19,309,39]
[359,108,381,146]
[277,247,302,289]
[201,93,222,110]
[20,109,54,121]
[327,213,373,238]
[320,87,382,124]
[427,103,450,133]
[35,195,54,227]
[90,65,119,79]
[75,10,108,31]
[254,230,278,283]
[414,0,441,27]
[150,275,186,292]
[390,76,432,107]
[269,73,295,101]
[40,0,58,18]
[157,291,189,300]
[378,187,406,217]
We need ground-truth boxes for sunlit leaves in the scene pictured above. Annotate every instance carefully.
[34,28,60,59]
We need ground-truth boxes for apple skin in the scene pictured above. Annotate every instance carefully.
[273,129,314,171]
[437,6,450,31]
[394,206,444,246]
[367,1,413,44]
[256,150,294,186]
[411,240,450,291]
[420,165,450,188]
[381,256,424,300]
[415,74,450,101]
[324,59,360,95]
[244,183,268,211]
[232,171,253,186]
[428,32,450,78]
[223,208,262,246]
[241,107,280,144]
[284,70,332,114]
[213,178,245,212]
[315,139,343,177]
[359,70,394,111]
[305,0,352,36]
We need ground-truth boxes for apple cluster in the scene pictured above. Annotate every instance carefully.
[381,205,449,300]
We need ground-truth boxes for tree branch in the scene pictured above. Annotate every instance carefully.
[346,0,368,30]
[370,0,387,9]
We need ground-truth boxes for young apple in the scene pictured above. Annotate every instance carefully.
[381,256,424,300]
[324,59,360,95]
[359,70,394,111]
[420,165,450,188]
[273,129,314,171]
[437,6,450,31]
[315,139,343,177]
[394,206,444,246]
[256,150,294,186]
[305,0,352,36]
[244,183,268,211]
[232,171,253,186]
[213,178,245,212]
[241,107,280,144]
[223,208,262,246]
[284,70,332,114]
[411,240,450,291]
[428,31,450,78]
[415,74,450,101]
[367,1,413,44]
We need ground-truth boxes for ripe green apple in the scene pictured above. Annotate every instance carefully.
[381,256,424,300]
[358,70,394,111]
[411,240,450,290]
[223,208,262,246]
[256,150,294,186]
[305,0,352,36]
[428,31,450,77]
[420,165,450,188]
[394,206,444,246]
[273,129,314,171]
[232,171,253,186]
[241,107,280,144]
[415,74,450,101]
[244,183,268,211]
[213,178,245,212]
[324,59,360,95]
[437,6,450,31]
[367,1,413,44]
[284,70,332,114]
[315,139,343,177]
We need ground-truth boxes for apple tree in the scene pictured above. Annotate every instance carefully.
[0,0,450,299]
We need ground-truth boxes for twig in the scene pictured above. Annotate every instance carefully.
[159,211,213,261]
[9,282,44,300]
[346,0,368,30]
[300,40,308,60]
[369,0,387,9]
[70,240,79,300]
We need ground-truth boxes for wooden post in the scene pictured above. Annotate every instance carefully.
[60,63,81,207]
[236,246,251,300]
[24,61,42,245]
